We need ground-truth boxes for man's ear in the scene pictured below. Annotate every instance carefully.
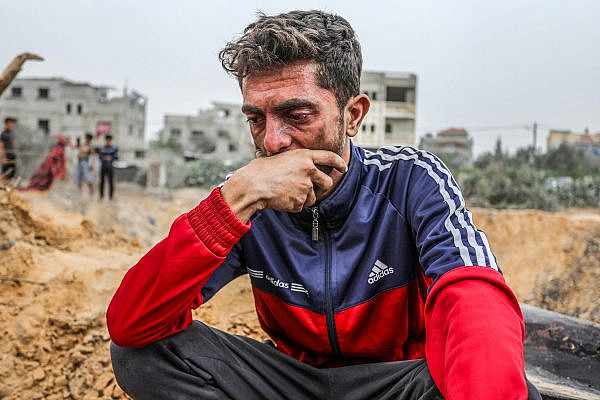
[344,94,370,138]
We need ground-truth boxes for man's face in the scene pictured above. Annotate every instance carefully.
[5,121,15,131]
[241,62,346,170]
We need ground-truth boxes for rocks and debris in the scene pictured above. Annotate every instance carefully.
[0,185,599,398]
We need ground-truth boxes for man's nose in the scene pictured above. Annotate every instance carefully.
[263,117,293,156]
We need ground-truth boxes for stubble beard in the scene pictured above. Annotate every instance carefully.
[315,111,346,176]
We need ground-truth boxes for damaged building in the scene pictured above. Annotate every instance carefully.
[0,77,147,163]
[160,101,254,160]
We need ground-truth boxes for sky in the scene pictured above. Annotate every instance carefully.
[2,0,599,155]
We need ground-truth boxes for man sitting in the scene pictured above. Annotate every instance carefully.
[108,10,541,400]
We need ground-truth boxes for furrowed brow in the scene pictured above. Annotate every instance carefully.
[241,104,263,115]
[273,99,317,112]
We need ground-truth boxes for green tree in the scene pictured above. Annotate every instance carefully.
[541,142,592,178]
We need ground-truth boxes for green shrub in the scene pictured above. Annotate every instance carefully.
[459,162,559,211]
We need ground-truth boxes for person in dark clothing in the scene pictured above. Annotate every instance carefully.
[0,117,17,183]
[97,134,118,200]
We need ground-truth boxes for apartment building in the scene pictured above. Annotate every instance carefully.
[355,71,417,150]
[161,101,254,159]
[0,77,147,162]
[419,128,474,168]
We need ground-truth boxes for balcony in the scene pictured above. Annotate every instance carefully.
[383,102,416,119]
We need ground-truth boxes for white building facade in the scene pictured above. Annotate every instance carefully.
[355,71,417,150]
[419,128,474,169]
[161,101,254,160]
[0,77,147,162]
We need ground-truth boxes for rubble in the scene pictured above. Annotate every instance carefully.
[0,185,598,398]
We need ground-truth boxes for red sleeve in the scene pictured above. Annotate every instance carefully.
[106,187,250,348]
[424,266,527,400]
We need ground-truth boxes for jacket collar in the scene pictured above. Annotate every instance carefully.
[295,141,363,228]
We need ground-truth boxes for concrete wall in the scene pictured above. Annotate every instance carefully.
[162,101,254,160]
[0,77,147,163]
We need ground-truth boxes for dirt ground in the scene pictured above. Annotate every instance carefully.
[0,182,598,399]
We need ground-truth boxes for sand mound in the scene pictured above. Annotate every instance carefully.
[0,186,264,399]
[0,189,140,399]
[474,208,600,323]
[0,185,598,399]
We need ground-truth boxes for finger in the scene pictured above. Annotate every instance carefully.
[309,150,347,174]
[310,168,334,194]
[303,188,317,208]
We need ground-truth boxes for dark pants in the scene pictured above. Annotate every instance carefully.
[100,166,114,199]
[1,155,16,179]
[111,321,541,400]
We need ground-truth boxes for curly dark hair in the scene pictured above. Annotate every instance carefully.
[219,10,362,110]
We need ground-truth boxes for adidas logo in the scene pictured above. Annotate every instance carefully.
[368,259,394,284]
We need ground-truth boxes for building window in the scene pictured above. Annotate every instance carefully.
[77,103,83,114]
[386,86,408,102]
[218,109,230,118]
[361,124,366,132]
[217,130,229,138]
[38,88,49,99]
[191,130,204,138]
[372,92,377,101]
[138,127,144,138]
[170,128,181,138]
[135,150,146,159]
[385,123,392,133]
[66,103,72,114]
[38,119,50,135]
[128,125,133,135]
[11,87,22,98]
[229,143,237,152]
[371,124,375,133]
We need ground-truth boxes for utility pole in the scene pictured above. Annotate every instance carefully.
[529,121,538,165]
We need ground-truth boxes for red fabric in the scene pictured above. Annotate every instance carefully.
[335,284,426,361]
[21,136,67,191]
[107,186,527,398]
[253,288,332,366]
[106,187,250,348]
[425,266,527,400]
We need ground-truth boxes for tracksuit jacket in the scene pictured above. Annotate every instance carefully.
[107,143,528,399]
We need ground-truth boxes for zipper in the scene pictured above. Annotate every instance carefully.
[311,207,319,241]
[311,207,342,356]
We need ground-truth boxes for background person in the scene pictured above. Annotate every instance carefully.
[22,135,68,191]
[97,134,118,200]
[75,132,95,196]
[0,117,17,183]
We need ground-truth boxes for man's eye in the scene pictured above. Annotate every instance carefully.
[246,117,262,124]
[288,113,309,122]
